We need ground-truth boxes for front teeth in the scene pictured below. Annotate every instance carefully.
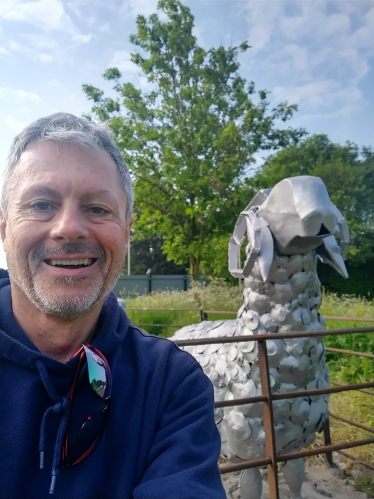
[50,258,93,266]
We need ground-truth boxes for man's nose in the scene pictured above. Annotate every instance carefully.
[49,205,90,242]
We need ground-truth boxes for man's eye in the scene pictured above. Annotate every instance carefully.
[87,206,109,215]
[32,202,53,211]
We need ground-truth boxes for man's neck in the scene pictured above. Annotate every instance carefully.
[10,286,103,363]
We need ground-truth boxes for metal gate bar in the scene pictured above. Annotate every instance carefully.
[324,347,374,359]
[337,450,374,472]
[330,413,374,434]
[258,340,280,498]
[276,437,374,462]
[330,380,374,397]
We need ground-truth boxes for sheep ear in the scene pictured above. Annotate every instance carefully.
[228,209,247,279]
[228,208,273,281]
[257,217,273,283]
[317,235,348,278]
[330,203,350,259]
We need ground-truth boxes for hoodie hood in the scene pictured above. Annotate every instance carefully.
[0,272,130,494]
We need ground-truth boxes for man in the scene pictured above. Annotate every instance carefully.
[0,113,225,499]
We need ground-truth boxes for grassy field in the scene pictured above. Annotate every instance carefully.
[123,280,374,468]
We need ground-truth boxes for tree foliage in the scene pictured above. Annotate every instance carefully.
[83,0,305,279]
[127,235,188,275]
[252,135,374,262]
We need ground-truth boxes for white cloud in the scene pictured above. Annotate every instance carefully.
[109,50,139,73]
[0,46,11,55]
[9,40,54,63]
[122,0,165,18]
[86,16,96,27]
[243,1,373,90]
[351,25,372,48]
[1,0,92,43]
[280,9,351,42]
[273,80,337,106]
[272,80,362,109]
[334,85,362,103]
[297,103,362,122]
[99,22,110,33]
[0,113,28,133]
[267,44,310,79]
[39,53,53,63]
[243,1,284,54]
[252,152,266,169]
[20,34,58,51]
[46,79,62,88]
[0,87,41,104]
[192,25,203,44]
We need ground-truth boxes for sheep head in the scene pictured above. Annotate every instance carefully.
[229,176,349,282]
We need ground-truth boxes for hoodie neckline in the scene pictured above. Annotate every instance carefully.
[0,277,130,372]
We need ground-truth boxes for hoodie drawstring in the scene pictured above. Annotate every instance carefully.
[36,360,70,495]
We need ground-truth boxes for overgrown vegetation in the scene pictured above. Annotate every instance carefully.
[123,282,374,466]
[354,471,374,497]
[124,280,374,382]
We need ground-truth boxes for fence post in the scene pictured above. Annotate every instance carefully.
[200,310,208,322]
[323,418,337,468]
[258,339,280,499]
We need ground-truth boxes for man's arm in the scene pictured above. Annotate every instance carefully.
[132,364,226,499]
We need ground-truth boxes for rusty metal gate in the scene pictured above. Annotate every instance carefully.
[124,306,374,498]
[174,325,374,499]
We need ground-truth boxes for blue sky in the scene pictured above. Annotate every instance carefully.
[0,0,373,268]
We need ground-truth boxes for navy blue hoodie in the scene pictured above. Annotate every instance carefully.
[0,272,225,499]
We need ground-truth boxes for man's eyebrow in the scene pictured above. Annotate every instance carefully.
[80,190,118,204]
[20,186,61,200]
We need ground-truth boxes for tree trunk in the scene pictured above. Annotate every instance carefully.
[189,254,200,282]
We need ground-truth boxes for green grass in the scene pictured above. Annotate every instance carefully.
[355,472,374,497]
[123,278,242,337]
[320,293,374,383]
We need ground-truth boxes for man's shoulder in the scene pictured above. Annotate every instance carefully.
[124,323,202,376]
[0,269,9,279]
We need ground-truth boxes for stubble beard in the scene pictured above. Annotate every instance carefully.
[7,244,124,320]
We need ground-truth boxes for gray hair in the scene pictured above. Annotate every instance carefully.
[1,112,134,220]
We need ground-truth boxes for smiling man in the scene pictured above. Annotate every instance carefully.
[0,113,225,499]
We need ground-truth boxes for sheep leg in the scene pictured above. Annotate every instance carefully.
[283,458,304,499]
[239,467,262,499]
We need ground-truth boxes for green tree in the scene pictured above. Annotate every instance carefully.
[253,135,374,262]
[127,235,188,274]
[83,0,305,280]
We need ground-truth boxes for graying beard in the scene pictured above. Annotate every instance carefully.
[7,244,125,320]
[32,275,105,320]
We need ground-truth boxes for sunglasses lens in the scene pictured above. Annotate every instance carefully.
[83,344,108,398]
[61,409,107,467]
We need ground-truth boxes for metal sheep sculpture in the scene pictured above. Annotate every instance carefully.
[171,176,349,499]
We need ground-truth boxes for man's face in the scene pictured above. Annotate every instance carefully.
[0,141,132,319]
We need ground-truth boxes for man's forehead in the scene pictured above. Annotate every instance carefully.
[7,140,127,206]
[17,140,113,164]
[11,141,118,183]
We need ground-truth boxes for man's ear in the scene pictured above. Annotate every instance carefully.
[0,210,7,248]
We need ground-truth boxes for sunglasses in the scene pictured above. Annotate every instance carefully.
[61,343,112,468]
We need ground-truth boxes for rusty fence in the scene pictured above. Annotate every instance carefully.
[125,308,374,499]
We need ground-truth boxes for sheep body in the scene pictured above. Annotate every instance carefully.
[172,249,329,470]
[171,176,350,499]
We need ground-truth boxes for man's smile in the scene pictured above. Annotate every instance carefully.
[44,258,97,269]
